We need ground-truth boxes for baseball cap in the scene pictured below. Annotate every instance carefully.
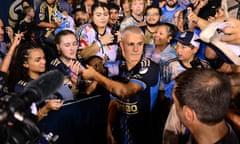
[175,31,200,48]
[72,4,87,15]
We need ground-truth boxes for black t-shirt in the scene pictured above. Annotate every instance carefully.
[215,123,240,144]
[190,123,240,144]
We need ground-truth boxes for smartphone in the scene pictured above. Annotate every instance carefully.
[182,9,189,31]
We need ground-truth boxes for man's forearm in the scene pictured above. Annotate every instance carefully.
[37,22,58,29]
[94,72,140,98]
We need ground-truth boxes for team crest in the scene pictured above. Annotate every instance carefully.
[180,32,187,38]
[139,67,148,74]
[39,13,45,21]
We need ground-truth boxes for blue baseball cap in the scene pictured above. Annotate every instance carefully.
[175,31,200,48]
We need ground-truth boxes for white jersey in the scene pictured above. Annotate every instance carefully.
[78,23,119,76]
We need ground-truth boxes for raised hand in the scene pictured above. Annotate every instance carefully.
[81,65,97,81]
[5,26,14,42]
[99,34,114,45]
[221,18,240,45]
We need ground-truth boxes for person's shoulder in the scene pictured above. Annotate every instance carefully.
[38,2,48,19]
[49,58,71,75]
[83,23,94,29]
[122,16,132,22]
[49,58,61,67]
[135,58,160,85]
[176,4,184,11]
[79,23,94,34]
[141,57,153,66]
[164,57,179,67]
[140,57,159,71]
[161,4,167,10]
[121,16,135,25]
[14,80,28,94]
[39,1,48,10]
[16,80,28,87]
[164,45,177,53]
[55,1,61,8]
[216,122,240,144]
[160,46,177,63]
[120,16,136,30]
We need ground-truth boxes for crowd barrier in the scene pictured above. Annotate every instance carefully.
[39,95,110,144]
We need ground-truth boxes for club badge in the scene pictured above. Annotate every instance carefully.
[139,67,148,74]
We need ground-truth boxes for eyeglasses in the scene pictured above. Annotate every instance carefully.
[146,13,159,16]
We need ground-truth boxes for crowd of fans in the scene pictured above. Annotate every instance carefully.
[1,0,240,143]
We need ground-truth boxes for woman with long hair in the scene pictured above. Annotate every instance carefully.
[78,2,119,77]
[8,42,71,121]
[48,30,82,99]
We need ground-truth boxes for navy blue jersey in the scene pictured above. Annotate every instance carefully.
[14,79,32,94]
[112,57,160,144]
[48,58,72,76]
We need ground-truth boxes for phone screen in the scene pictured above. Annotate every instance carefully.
[182,9,189,31]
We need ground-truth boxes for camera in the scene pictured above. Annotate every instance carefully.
[0,70,63,144]
[0,92,42,144]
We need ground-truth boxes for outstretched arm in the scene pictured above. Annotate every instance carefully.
[81,65,142,99]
